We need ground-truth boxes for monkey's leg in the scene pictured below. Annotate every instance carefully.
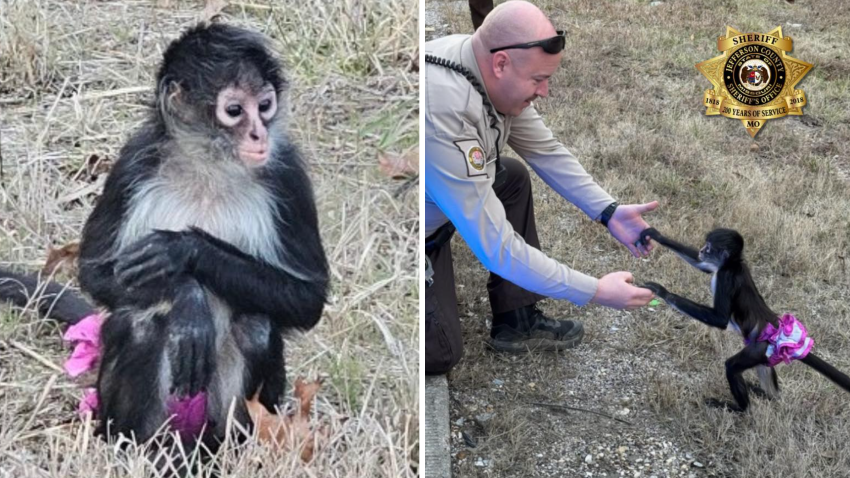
[200,315,285,448]
[97,278,214,443]
[706,342,768,413]
[97,308,170,442]
[255,323,286,412]
[232,315,286,412]
[755,365,780,399]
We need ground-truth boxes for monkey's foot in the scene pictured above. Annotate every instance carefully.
[748,383,770,400]
[704,398,745,413]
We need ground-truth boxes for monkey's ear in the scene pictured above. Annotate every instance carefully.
[163,81,185,112]
[159,80,195,124]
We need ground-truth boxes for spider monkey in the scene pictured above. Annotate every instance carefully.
[639,227,850,412]
[0,23,329,449]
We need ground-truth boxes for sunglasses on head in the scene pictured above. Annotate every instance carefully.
[489,31,566,55]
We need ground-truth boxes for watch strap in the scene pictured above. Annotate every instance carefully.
[599,201,619,227]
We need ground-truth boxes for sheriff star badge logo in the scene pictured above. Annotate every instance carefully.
[696,26,813,138]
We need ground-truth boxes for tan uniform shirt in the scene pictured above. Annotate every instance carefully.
[424,34,615,306]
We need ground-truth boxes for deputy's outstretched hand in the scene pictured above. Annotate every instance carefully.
[607,201,660,257]
[591,271,655,310]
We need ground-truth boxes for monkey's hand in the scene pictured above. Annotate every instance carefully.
[606,202,659,258]
[639,281,668,299]
[114,230,200,293]
[167,309,215,396]
[639,227,661,244]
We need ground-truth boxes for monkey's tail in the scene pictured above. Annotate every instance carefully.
[0,268,94,324]
[801,353,850,393]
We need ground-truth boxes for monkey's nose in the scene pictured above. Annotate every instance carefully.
[249,124,268,144]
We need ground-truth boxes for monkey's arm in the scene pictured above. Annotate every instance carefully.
[641,228,714,274]
[78,231,122,310]
[187,157,330,329]
[188,229,327,330]
[642,280,731,329]
[78,132,161,309]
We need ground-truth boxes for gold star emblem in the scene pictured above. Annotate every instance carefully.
[696,26,813,138]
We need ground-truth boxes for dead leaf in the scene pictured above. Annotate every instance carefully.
[43,242,80,278]
[293,377,322,416]
[245,377,328,462]
[379,150,418,180]
[86,154,112,181]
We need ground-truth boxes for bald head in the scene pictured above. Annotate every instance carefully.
[475,1,557,51]
[470,1,563,117]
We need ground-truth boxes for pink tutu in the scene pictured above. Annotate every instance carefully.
[63,313,208,439]
[750,313,814,367]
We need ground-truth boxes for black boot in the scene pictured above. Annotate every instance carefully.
[488,304,584,353]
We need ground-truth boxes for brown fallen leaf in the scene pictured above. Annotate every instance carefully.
[379,150,419,180]
[293,377,322,416]
[86,154,113,181]
[245,377,328,462]
[43,242,80,278]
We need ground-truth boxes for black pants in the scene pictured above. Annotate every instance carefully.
[468,0,493,30]
[425,157,545,375]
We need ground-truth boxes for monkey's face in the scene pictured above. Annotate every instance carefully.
[698,241,729,267]
[698,242,712,263]
[702,228,745,265]
[215,84,278,167]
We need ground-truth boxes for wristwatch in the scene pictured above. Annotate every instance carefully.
[598,201,619,227]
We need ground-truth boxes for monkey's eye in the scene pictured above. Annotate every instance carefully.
[258,99,272,113]
[225,105,243,118]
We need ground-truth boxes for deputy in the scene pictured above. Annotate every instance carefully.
[424,1,658,374]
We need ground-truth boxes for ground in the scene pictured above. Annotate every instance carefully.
[426,0,850,477]
[0,1,418,477]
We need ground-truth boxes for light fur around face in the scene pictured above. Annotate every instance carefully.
[117,158,283,268]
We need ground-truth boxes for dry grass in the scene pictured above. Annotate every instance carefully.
[0,0,418,476]
[428,0,850,476]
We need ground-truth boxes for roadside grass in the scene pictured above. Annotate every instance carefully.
[0,0,418,476]
[427,0,850,476]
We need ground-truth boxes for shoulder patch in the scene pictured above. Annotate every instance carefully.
[453,139,488,178]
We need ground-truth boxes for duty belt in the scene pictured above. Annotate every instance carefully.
[424,222,456,254]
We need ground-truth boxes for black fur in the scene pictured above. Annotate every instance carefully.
[801,354,850,393]
[641,227,850,412]
[0,268,94,323]
[73,23,328,445]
